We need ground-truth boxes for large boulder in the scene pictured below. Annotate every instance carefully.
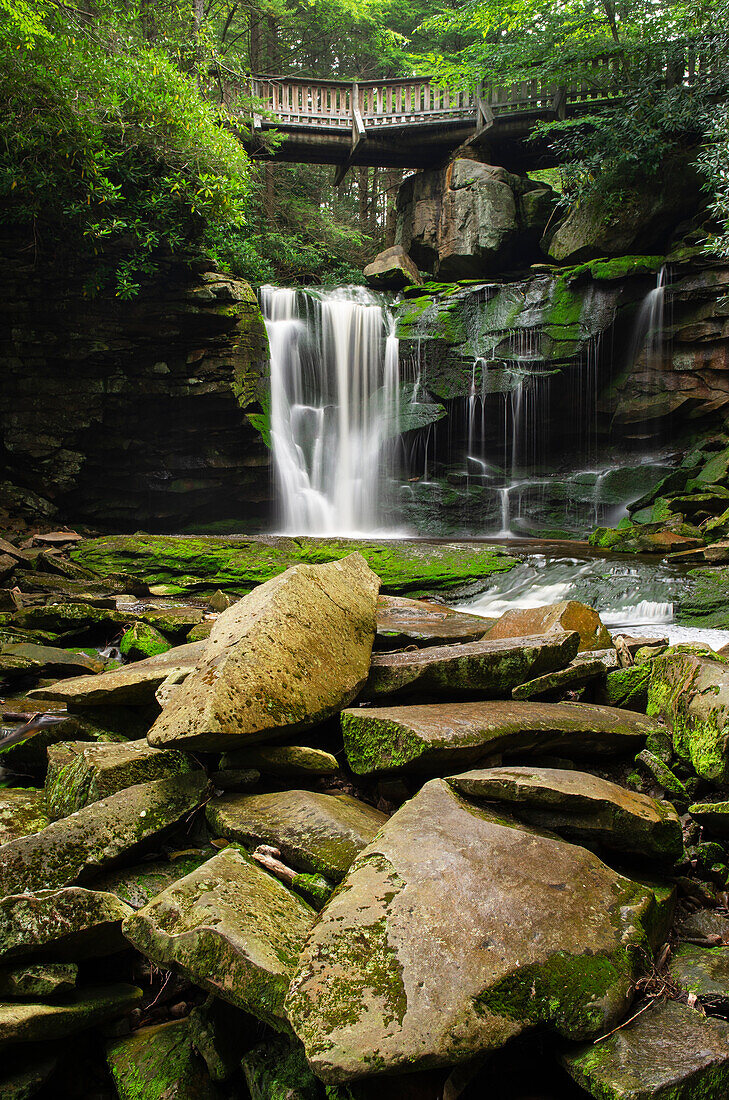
[484,601,612,653]
[286,778,659,1083]
[363,246,422,290]
[648,652,729,783]
[0,772,210,896]
[342,700,658,776]
[362,632,580,702]
[446,766,683,862]
[396,159,556,277]
[206,790,387,881]
[147,553,380,752]
[123,847,316,1029]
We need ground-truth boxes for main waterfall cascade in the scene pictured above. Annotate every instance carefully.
[260,279,674,538]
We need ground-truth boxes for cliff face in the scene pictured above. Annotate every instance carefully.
[0,240,272,533]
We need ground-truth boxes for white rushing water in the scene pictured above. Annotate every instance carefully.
[261,286,400,535]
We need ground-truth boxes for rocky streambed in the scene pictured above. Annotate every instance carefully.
[2,534,729,1097]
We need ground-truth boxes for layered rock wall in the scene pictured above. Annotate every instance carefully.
[0,236,271,532]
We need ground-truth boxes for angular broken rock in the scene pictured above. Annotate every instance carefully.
[123,847,315,1029]
[342,700,660,776]
[220,744,339,777]
[0,962,78,1002]
[362,631,580,702]
[107,1019,219,1100]
[94,852,213,910]
[0,888,133,961]
[0,771,210,896]
[563,999,729,1099]
[648,652,729,784]
[28,641,206,706]
[285,778,658,1083]
[45,738,197,819]
[375,595,491,650]
[484,600,613,653]
[206,790,387,881]
[0,787,49,845]
[0,983,141,1045]
[669,943,729,1010]
[446,766,683,862]
[511,659,606,700]
[147,553,380,752]
[0,643,104,681]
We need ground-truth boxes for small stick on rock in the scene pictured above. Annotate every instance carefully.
[251,845,297,886]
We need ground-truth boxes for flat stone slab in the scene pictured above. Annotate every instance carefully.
[0,983,141,1046]
[670,944,729,1008]
[447,766,683,862]
[206,790,387,881]
[485,600,613,652]
[0,787,49,845]
[0,962,77,1002]
[511,658,606,700]
[107,1019,219,1100]
[0,643,103,680]
[220,745,339,777]
[342,700,660,776]
[0,771,210,895]
[563,999,729,1099]
[286,778,657,1083]
[28,641,206,706]
[689,801,729,835]
[123,847,315,1029]
[148,554,380,752]
[94,851,213,909]
[375,595,492,650]
[45,738,197,819]
[0,887,133,961]
[362,632,580,702]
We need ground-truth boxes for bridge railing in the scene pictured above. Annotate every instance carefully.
[249,41,716,132]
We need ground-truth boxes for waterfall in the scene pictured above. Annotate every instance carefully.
[261,285,400,535]
[630,265,667,370]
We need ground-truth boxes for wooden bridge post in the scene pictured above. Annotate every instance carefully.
[333,81,367,186]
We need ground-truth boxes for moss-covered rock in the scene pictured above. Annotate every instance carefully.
[148,554,380,753]
[604,663,651,710]
[647,652,729,784]
[93,851,213,909]
[511,658,606,700]
[0,887,132,961]
[0,962,77,1001]
[242,1037,319,1100]
[0,643,103,681]
[563,999,729,1099]
[689,801,729,835]
[123,847,315,1029]
[107,1019,220,1100]
[220,745,338,778]
[342,699,660,776]
[119,621,171,661]
[45,738,197,819]
[0,787,49,844]
[446,765,683,862]
[0,982,141,1045]
[362,632,580,703]
[670,943,729,1011]
[285,778,658,1083]
[70,534,516,598]
[207,790,387,882]
[0,771,210,895]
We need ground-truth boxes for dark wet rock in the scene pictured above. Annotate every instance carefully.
[689,802,729,835]
[374,595,491,650]
[206,790,387,882]
[220,744,339,777]
[364,246,422,290]
[562,999,729,1099]
[0,888,133,961]
[0,643,103,681]
[286,778,658,1083]
[678,909,729,944]
[636,751,688,800]
[148,554,380,752]
[45,738,198,819]
[446,766,683,861]
[28,640,206,706]
[342,700,660,776]
[119,621,171,661]
[648,652,729,783]
[0,961,77,1001]
[94,851,213,909]
[0,787,49,844]
[362,631,580,702]
[0,1050,58,1097]
[188,996,245,1083]
[0,982,141,1044]
[209,768,261,791]
[11,601,131,640]
[123,847,315,1029]
[512,658,606,700]
[0,771,210,895]
[107,1019,219,1099]
[485,601,613,653]
[670,944,729,1010]
[242,1036,319,1100]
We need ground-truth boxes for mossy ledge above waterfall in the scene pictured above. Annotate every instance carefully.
[70,534,517,597]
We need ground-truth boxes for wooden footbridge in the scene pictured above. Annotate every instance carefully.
[245,46,712,180]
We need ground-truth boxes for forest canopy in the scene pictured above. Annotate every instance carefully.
[0,0,727,288]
